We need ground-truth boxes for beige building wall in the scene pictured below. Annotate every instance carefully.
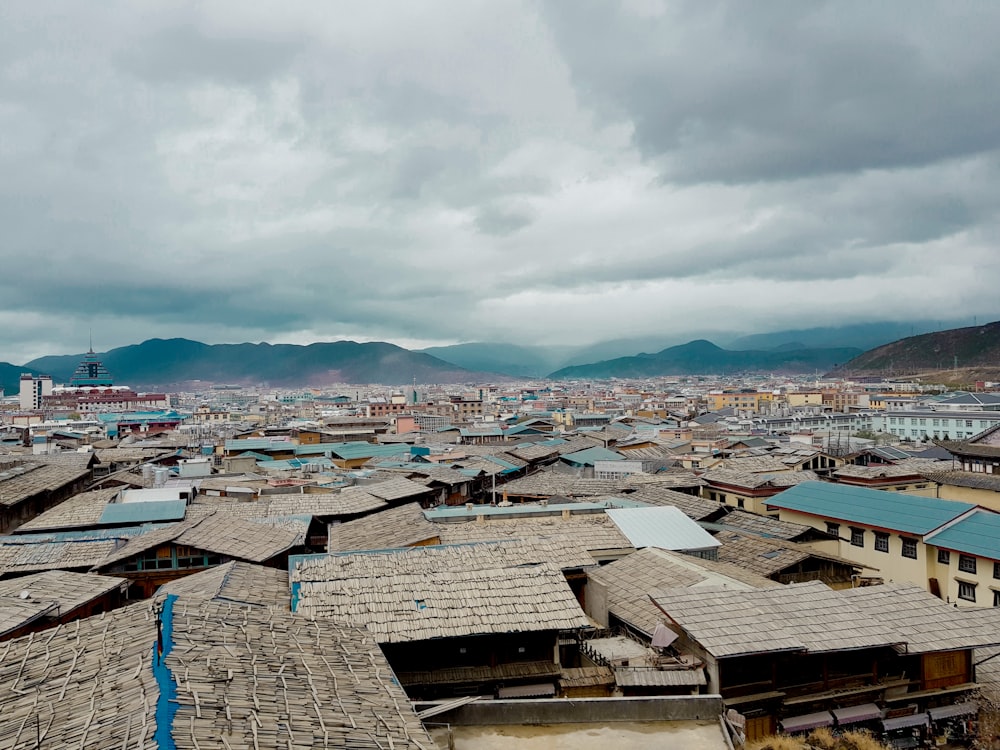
[935,483,1000,512]
[776,509,931,589]
[925,545,1000,608]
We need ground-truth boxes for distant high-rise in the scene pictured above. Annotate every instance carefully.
[69,348,114,387]
[19,373,53,410]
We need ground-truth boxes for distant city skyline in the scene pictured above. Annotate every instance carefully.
[3,2,1000,364]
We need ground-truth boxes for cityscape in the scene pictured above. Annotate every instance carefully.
[3,2,1000,749]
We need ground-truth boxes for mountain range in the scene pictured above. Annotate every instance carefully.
[834,321,1000,375]
[548,340,863,379]
[7,339,491,392]
[2,319,997,394]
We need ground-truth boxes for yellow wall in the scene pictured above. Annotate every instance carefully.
[787,392,823,407]
[926,546,999,608]
[936,483,1000,513]
[776,509,930,589]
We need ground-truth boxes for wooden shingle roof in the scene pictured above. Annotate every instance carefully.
[156,561,289,608]
[292,543,591,643]
[0,597,435,749]
[651,581,905,658]
[588,547,777,636]
[16,487,120,532]
[327,503,441,552]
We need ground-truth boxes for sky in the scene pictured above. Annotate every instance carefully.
[2,1,1000,364]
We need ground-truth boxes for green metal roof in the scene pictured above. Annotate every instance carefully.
[328,442,411,460]
[925,509,1000,558]
[767,481,974,536]
[99,500,187,526]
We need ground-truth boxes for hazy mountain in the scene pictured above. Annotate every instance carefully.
[833,321,1000,375]
[549,340,862,379]
[0,362,31,398]
[418,342,573,378]
[727,320,972,352]
[24,338,497,388]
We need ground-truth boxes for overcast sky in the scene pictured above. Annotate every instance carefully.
[2,1,999,363]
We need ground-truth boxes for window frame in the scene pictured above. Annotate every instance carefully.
[850,527,865,548]
[874,531,890,553]
[957,581,977,602]
[958,555,977,574]
[901,537,918,559]
[938,549,951,565]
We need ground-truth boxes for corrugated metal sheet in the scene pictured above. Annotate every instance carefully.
[606,507,720,551]
[924,508,1000,558]
[767,481,973,535]
[780,711,833,733]
[99,500,187,525]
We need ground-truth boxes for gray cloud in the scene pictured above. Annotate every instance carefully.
[0,1,999,365]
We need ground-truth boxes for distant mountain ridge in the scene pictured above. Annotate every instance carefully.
[549,340,863,379]
[22,338,495,388]
[833,321,1000,375]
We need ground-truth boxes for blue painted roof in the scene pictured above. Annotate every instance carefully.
[767,481,974,535]
[560,447,626,466]
[925,509,1000,559]
[99,500,188,525]
[264,458,336,471]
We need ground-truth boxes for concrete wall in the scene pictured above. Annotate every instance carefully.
[417,695,724,726]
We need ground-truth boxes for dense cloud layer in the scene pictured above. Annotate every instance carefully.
[1,1,998,363]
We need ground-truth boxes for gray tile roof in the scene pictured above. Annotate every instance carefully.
[588,547,777,637]
[16,487,120,531]
[156,560,290,607]
[292,543,591,643]
[328,502,441,552]
[0,597,434,749]
[839,582,1000,653]
[435,514,633,554]
[651,581,905,658]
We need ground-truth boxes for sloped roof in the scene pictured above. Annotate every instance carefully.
[156,561,289,607]
[711,509,818,541]
[0,597,434,749]
[588,547,777,636]
[15,487,120,532]
[434,514,633,553]
[293,543,591,643]
[840,582,1000,653]
[766,481,974,535]
[651,581,904,658]
[96,513,300,569]
[605,507,720,551]
[924,508,1000,559]
[713,529,864,578]
[0,462,90,507]
[624,485,721,520]
[327,503,440,552]
[561,447,626,466]
[0,569,127,636]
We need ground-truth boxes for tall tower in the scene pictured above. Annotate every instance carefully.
[69,347,114,387]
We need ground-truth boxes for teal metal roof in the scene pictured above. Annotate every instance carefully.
[264,458,336,471]
[767,482,974,535]
[560,447,626,466]
[925,509,1000,558]
[328,442,410,460]
[99,501,188,526]
[224,439,295,452]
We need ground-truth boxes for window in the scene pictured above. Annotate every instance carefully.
[938,549,951,565]
[959,555,977,574]
[901,537,918,559]
[995,590,1000,608]
[994,561,1000,580]
[874,532,890,553]
[958,581,976,602]
[850,528,865,547]
[826,522,841,537]
[966,420,974,428]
